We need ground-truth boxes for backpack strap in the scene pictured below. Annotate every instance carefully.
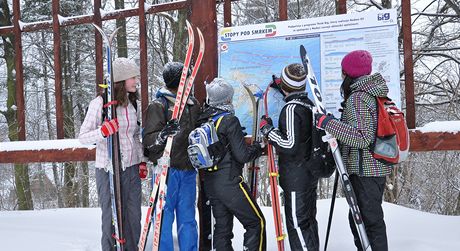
[206,112,230,172]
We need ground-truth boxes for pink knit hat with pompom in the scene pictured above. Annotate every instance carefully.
[341,50,373,78]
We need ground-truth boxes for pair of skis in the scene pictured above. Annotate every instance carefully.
[300,45,372,251]
[262,84,286,251]
[93,24,125,251]
[242,84,263,198]
[138,20,205,251]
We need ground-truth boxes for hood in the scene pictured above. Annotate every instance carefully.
[156,87,194,105]
[350,73,389,98]
[196,105,229,125]
[284,91,315,106]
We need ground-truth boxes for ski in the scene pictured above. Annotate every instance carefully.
[263,85,286,251]
[93,24,125,251]
[137,20,205,251]
[242,83,263,198]
[299,45,372,251]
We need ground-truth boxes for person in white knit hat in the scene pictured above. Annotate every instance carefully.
[79,57,147,250]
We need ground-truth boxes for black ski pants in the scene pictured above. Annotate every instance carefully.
[348,175,388,251]
[198,173,212,251]
[96,165,142,251]
[204,169,266,251]
[284,187,319,251]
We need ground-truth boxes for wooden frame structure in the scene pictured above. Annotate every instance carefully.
[0,0,459,163]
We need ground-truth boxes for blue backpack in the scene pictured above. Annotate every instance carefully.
[187,112,229,170]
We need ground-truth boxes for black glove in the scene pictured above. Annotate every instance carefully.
[314,112,335,130]
[157,119,180,145]
[241,126,248,137]
[259,115,274,137]
[269,75,284,96]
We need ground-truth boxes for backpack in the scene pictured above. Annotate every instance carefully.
[285,100,336,178]
[187,112,230,170]
[371,97,410,165]
[308,126,336,178]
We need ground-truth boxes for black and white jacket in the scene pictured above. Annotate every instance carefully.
[267,92,316,191]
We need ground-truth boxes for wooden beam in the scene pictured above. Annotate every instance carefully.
[0,131,459,164]
[409,131,460,151]
[0,1,188,35]
[0,148,96,163]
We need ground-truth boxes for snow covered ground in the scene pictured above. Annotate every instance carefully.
[1,198,459,251]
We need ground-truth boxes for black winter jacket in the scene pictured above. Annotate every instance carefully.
[197,106,262,178]
[266,92,317,191]
[143,88,200,170]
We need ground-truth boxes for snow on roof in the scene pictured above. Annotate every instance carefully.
[414,121,460,134]
[0,139,95,152]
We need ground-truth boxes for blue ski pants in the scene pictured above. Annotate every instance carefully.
[158,168,198,251]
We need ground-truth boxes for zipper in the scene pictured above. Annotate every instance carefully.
[125,105,134,166]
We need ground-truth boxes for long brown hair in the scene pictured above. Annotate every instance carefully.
[114,81,138,108]
[340,74,354,102]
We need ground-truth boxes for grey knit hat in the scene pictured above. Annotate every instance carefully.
[112,57,140,82]
[206,78,234,106]
[280,63,306,93]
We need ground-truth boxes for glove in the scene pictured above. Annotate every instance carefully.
[101,118,119,138]
[241,126,248,137]
[269,75,284,96]
[157,119,180,145]
[259,115,274,137]
[139,162,148,179]
[315,112,335,130]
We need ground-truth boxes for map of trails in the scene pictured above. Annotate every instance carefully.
[218,35,321,134]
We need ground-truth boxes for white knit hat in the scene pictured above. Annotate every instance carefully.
[112,57,140,82]
[280,63,306,93]
[206,78,234,106]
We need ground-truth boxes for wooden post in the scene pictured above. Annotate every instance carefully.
[139,0,149,124]
[52,0,64,139]
[189,0,217,103]
[337,0,347,14]
[224,0,232,27]
[279,0,288,20]
[402,0,416,129]
[12,0,25,140]
[94,0,103,95]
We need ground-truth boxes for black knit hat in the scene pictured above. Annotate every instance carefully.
[162,62,191,89]
[280,63,306,93]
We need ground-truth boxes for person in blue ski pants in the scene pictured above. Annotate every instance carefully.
[143,61,200,250]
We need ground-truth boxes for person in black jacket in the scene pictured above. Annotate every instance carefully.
[143,62,200,250]
[199,77,266,251]
[260,63,319,251]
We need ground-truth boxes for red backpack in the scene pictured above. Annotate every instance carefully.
[371,97,410,165]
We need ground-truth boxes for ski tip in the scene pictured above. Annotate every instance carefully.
[300,44,306,53]
[185,19,192,28]
[109,27,122,44]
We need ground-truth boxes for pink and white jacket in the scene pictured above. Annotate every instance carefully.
[78,96,146,171]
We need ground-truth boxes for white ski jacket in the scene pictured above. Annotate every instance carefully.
[78,96,146,171]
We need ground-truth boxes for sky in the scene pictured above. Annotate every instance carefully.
[1,198,459,251]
